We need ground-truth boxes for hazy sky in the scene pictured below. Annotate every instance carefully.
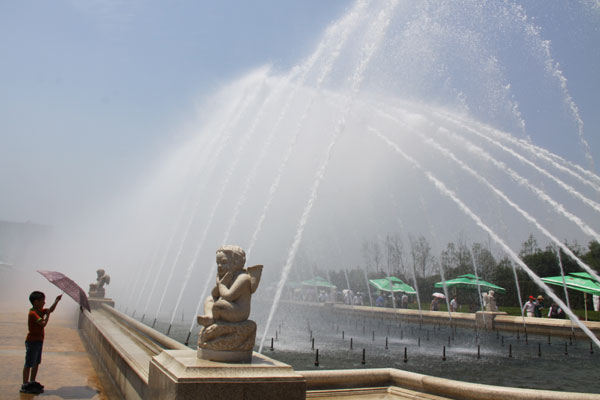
[0,0,598,227]
[0,0,350,225]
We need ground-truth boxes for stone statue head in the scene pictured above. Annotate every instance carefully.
[216,245,246,277]
[97,269,105,278]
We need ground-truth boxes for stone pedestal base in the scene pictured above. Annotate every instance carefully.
[475,311,507,330]
[89,298,115,310]
[149,350,306,400]
[197,348,253,363]
[197,320,256,362]
[89,288,106,298]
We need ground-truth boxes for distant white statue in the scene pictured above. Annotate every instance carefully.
[483,290,497,312]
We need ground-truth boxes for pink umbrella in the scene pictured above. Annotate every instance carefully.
[432,292,446,299]
[37,270,91,312]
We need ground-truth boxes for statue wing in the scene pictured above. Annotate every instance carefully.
[247,265,263,294]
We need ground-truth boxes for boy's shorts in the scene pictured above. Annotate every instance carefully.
[24,341,43,367]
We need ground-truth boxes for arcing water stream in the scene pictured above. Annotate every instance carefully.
[116,1,600,370]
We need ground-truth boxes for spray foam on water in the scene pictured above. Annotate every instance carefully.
[246,0,369,258]
[436,111,600,214]
[135,82,257,319]
[140,119,237,303]
[152,73,270,323]
[186,74,309,332]
[441,127,600,242]
[259,0,399,353]
[438,110,600,195]
[166,71,282,327]
[424,132,600,290]
[184,0,371,335]
[504,2,595,171]
[371,126,600,348]
[469,249,486,315]
[379,104,600,247]
[377,107,600,284]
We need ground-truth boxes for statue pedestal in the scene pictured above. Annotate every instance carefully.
[197,348,252,363]
[475,311,507,330]
[89,298,115,310]
[149,350,305,400]
[197,320,256,362]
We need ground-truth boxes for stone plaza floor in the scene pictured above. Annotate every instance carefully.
[0,306,118,400]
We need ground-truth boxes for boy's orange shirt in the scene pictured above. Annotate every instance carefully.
[26,308,47,342]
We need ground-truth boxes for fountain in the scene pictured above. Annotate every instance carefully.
[111,0,599,397]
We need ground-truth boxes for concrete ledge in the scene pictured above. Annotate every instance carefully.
[301,368,600,400]
[79,305,189,399]
[197,347,253,363]
[101,304,188,351]
[89,297,115,309]
[494,315,600,339]
[149,349,306,400]
[290,301,600,339]
[80,306,306,400]
[474,311,506,330]
[79,309,149,399]
[307,386,450,399]
[294,302,477,328]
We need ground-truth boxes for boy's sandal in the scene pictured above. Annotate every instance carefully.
[20,382,43,394]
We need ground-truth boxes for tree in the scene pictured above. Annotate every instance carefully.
[409,235,435,277]
[472,243,496,280]
[440,239,476,278]
[519,234,539,258]
[583,241,600,271]
[521,244,559,279]
[385,233,404,276]
[361,239,383,273]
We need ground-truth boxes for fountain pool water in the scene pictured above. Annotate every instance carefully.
[159,301,599,394]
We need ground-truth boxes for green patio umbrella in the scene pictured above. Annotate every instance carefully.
[434,274,506,294]
[541,273,600,296]
[368,276,416,294]
[569,272,600,283]
[301,276,336,289]
[541,272,600,321]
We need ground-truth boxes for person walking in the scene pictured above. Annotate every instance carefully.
[534,295,544,317]
[523,295,536,317]
[450,296,458,312]
[548,302,564,318]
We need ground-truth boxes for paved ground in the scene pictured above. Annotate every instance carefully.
[0,308,115,400]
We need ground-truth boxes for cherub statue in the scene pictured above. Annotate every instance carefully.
[198,245,262,326]
[197,245,262,362]
[89,269,110,298]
